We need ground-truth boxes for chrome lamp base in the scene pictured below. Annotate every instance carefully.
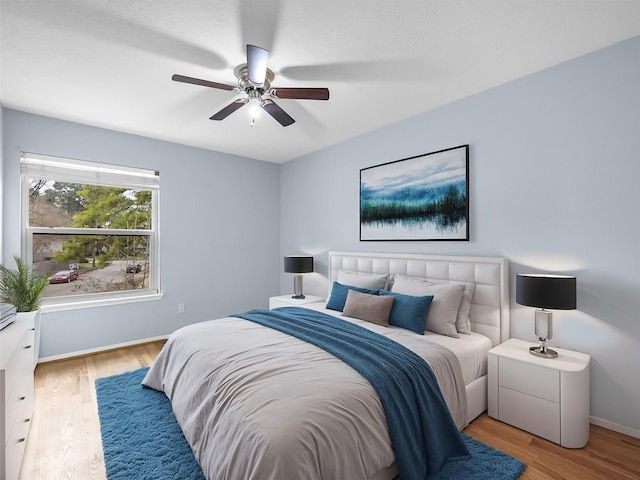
[529,309,558,358]
[529,342,558,359]
[291,274,305,299]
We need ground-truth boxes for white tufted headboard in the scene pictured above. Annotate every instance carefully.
[328,251,510,347]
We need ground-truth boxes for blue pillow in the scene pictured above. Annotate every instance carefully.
[379,289,434,334]
[326,282,381,312]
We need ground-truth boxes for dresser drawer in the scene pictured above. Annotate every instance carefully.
[5,402,31,480]
[5,371,34,445]
[499,386,561,443]
[0,313,35,364]
[4,328,35,405]
[498,356,559,403]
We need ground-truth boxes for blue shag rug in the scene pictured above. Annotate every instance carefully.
[96,368,205,480]
[96,368,526,480]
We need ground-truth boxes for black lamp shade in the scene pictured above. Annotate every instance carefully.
[284,256,314,274]
[516,274,576,310]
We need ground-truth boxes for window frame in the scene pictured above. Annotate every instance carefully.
[20,152,162,312]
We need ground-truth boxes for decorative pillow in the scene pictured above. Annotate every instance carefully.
[452,281,475,334]
[337,269,389,289]
[391,275,464,338]
[326,282,381,312]
[342,289,394,326]
[378,290,433,335]
[390,273,432,296]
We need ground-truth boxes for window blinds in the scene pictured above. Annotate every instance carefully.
[20,152,159,191]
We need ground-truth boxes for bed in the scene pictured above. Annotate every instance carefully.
[143,251,509,480]
[324,251,510,423]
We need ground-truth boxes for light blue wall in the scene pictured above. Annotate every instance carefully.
[281,37,640,434]
[2,110,281,357]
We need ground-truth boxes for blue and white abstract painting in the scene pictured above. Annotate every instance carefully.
[360,145,469,241]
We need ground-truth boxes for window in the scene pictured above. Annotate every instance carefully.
[21,153,160,310]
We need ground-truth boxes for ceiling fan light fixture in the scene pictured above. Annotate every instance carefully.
[249,104,262,126]
[247,89,263,126]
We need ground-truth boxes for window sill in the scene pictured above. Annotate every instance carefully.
[40,292,164,313]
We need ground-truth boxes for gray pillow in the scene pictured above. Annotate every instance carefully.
[391,275,464,337]
[337,269,389,289]
[342,289,394,326]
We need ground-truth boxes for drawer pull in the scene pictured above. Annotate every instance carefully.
[19,396,26,401]
[24,344,33,349]
[18,438,26,443]
[25,418,31,423]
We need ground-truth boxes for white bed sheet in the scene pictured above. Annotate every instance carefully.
[422,331,492,385]
[300,302,492,387]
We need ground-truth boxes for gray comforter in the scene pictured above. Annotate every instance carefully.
[142,310,467,480]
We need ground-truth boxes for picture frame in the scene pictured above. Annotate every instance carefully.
[360,144,469,241]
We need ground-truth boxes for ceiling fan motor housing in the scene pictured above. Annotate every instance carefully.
[234,64,275,93]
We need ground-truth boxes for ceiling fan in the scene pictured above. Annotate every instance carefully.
[173,44,330,127]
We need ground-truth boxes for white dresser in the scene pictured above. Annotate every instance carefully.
[488,338,590,448]
[1,312,37,480]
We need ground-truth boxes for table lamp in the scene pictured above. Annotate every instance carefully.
[516,273,577,358]
[284,256,314,299]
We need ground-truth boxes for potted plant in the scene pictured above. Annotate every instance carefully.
[0,255,48,367]
[0,255,48,312]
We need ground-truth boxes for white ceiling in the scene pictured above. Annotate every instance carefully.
[1,1,639,164]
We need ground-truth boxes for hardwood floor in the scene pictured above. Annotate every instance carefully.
[21,342,165,480]
[20,341,640,480]
[465,415,640,480]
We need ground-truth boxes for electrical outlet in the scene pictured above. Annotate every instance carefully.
[177,303,185,314]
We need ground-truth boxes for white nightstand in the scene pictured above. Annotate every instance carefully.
[269,295,324,309]
[488,338,590,448]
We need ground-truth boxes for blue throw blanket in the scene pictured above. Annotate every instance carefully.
[232,307,469,480]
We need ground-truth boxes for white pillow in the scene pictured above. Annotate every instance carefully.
[391,274,475,334]
[390,273,431,296]
[391,274,465,338]
[337,269,389,289]
[451,281,475,335]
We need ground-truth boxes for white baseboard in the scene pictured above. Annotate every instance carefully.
[37,335,169,364]
[591,416,640,440]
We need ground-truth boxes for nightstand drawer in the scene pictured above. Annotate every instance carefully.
[499,357,559,403]
[499,386,560,443]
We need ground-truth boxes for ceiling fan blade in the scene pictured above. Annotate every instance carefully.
[246,44,269,87]
[210,99,248,121]
[261,99,295,127]
[172,74,236,91]
[269,87,330,101]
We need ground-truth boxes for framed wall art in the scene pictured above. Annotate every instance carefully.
[360,144,469,241]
